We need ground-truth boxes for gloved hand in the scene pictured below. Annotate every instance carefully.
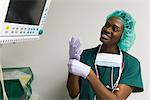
[68,59,91,79]
[69,37,82,60]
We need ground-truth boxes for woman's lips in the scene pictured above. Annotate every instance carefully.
[101,33,111,40]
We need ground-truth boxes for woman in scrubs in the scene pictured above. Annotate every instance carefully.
[67,10,143,100]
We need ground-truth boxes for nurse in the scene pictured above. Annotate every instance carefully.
[67,10,144,100]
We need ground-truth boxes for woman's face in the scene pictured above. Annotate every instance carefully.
[100,17,124,46]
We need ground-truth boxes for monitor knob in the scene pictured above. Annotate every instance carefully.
[39,29,44,35]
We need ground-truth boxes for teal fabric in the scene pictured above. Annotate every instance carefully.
[0,79,25,100]
[0,67,33,100]
[79,45,144,100]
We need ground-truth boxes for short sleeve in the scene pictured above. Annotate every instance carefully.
[119,56,144,92]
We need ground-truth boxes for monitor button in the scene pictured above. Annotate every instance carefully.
[6,26,10,30]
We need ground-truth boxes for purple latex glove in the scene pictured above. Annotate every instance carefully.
[69,37,82,60]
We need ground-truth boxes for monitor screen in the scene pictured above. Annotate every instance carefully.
[5,0,47,25]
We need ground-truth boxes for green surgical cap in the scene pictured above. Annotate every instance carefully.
[106,10,136,52]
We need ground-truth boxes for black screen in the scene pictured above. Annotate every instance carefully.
[5,0,47,25]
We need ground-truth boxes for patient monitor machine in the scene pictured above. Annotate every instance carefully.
[0,0,51,43]
[0,0,51,99]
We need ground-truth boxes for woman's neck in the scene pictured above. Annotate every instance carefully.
[100,44,119,54]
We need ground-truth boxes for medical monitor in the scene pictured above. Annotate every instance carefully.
[0,0,51,37]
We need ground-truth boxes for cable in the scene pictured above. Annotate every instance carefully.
[0,64,8,100]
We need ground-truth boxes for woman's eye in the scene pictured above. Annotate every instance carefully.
[112,26,118,32]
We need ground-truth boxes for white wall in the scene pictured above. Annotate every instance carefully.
[1,0,149,100]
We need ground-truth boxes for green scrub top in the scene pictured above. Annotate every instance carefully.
[79,45,144,100]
